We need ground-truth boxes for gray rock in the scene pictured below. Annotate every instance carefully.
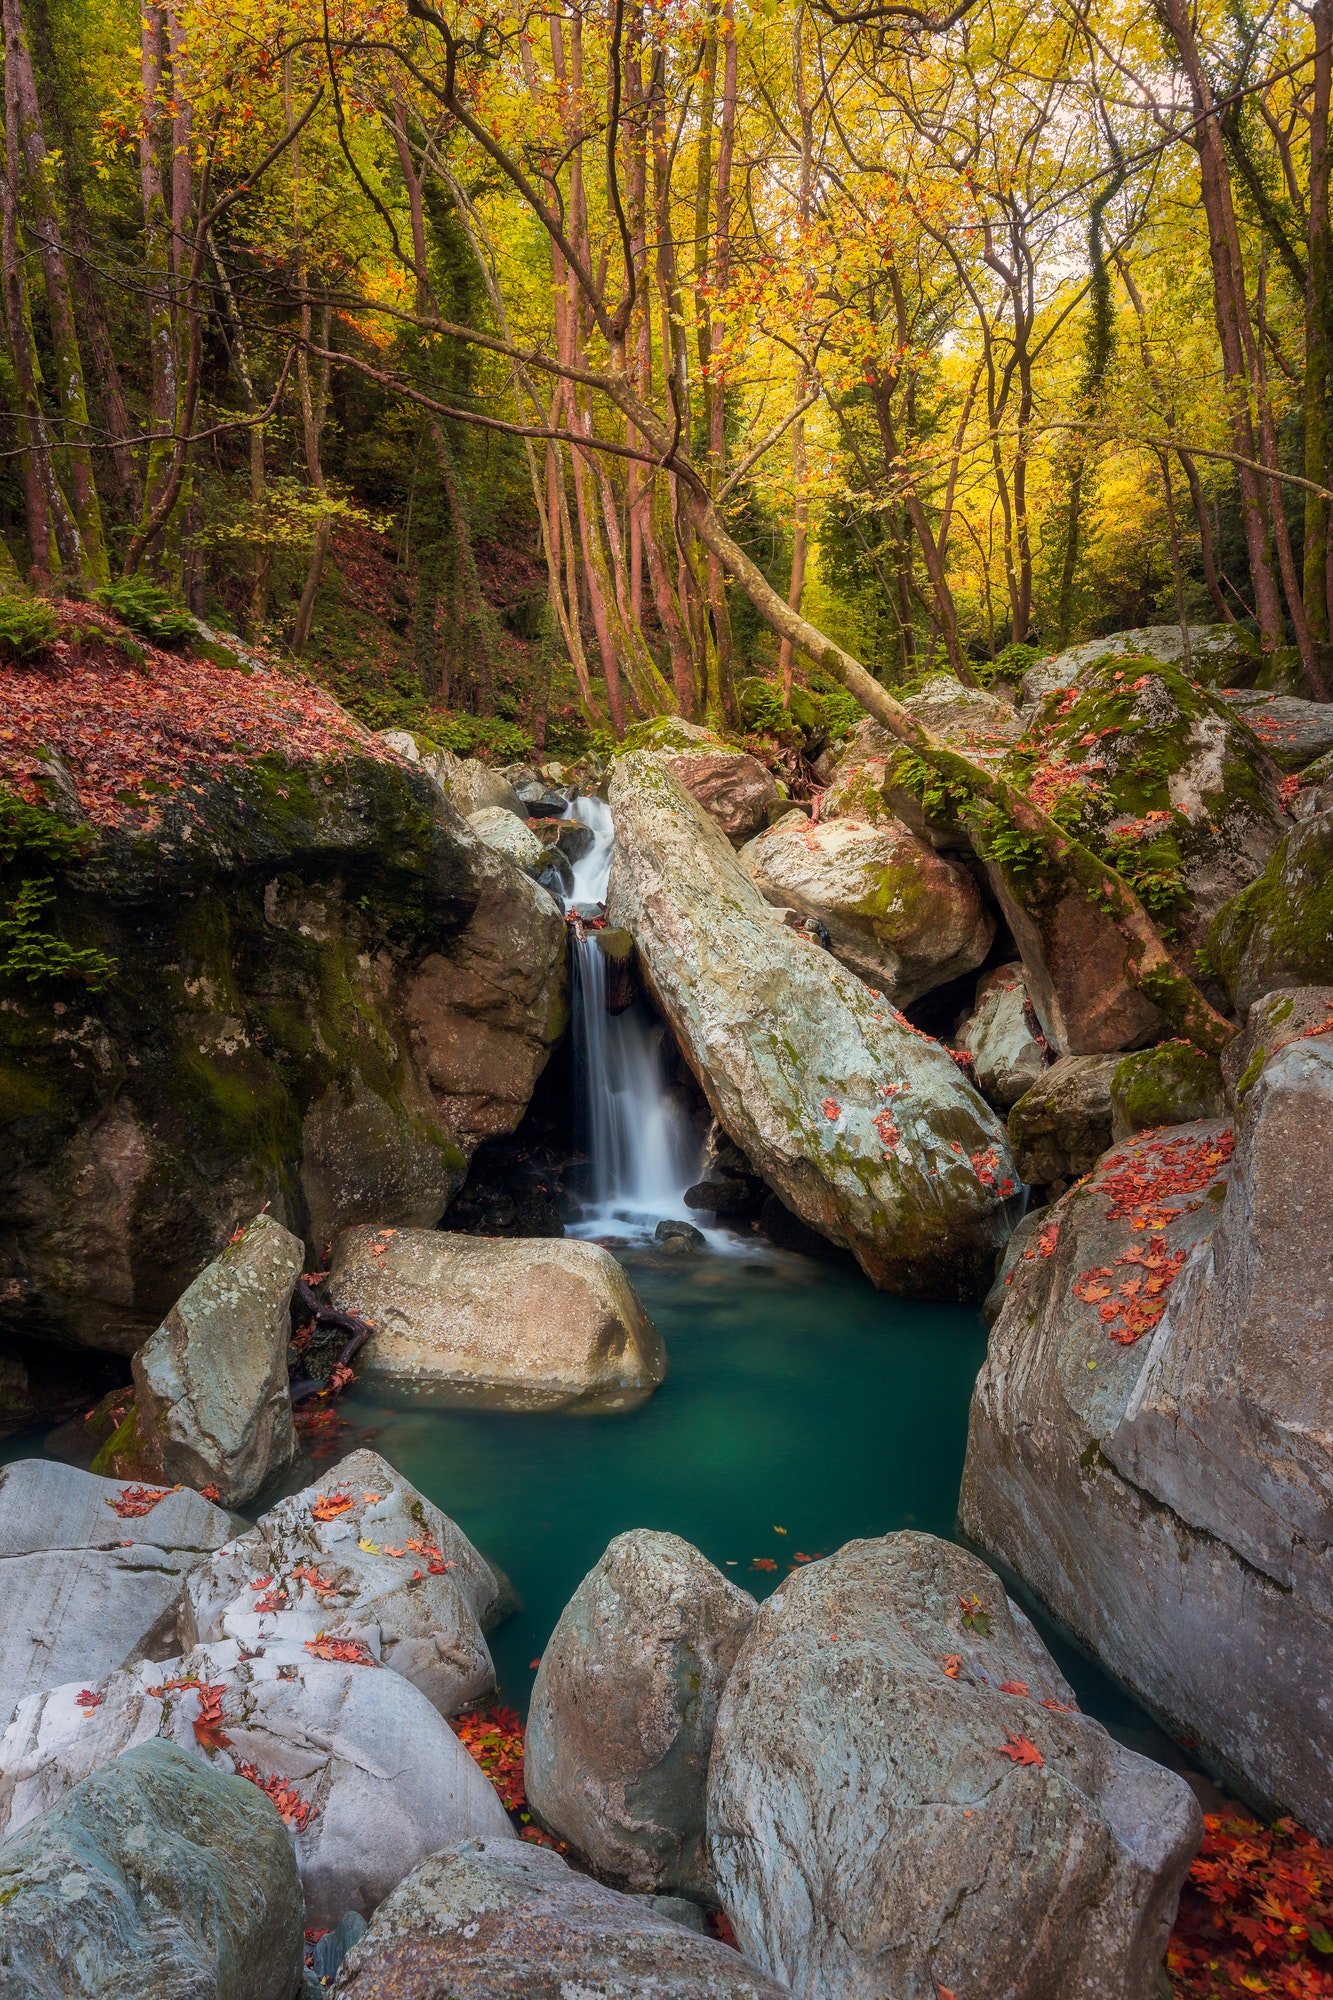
[1215,689,1333,770]
[183,1448,502,1717]
[466,806,548,876]
[324,1228,665,1412]
[1019,625,1255,707]
[606,754,1017,1300]
[0,1637,514,1927]
[331,1836,796,1998]
[655,1218,705,1250]
[957,963,1049,1108]
[131,1212,302,1508]
[961,1062,1333,1837]
[0,1459,231,1729]
[903,671,1025,749]
[1109,1042,1227,1140]
[1008,1053,1121,1184]
[525,1531,755,1895]
[661,748,782,845]
[706,1533,1201,2000]
[515,781,571,818]
[1208,810,1333,1012]
[1220,986,1333,1106]
[0,1739,304,2000]
[738,813,993,1006]
[427,749,527,819]
[981,1205,1053,1324]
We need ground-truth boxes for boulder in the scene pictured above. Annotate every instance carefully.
[1206,810,1333,1013]
[0,1459,231,1729]
[514,781,571,819]
[1215,689,1333,771]
[820,721,968,852]
[1220,985,1333,1106]
[1018,625,1256,707]
[961,1054,1333,1837]
[654,1218,705,1251]
[415,744,526,820]
[606,754,1017,1300]
[1109,1041,1226,1140]
[533,816,595,863]
[662,750,782,845]
[324,1228,665,1412]
[902,672,1025,752]
[0,1640,514,1927]
[0,1738,304,2000]
[738,815,993,1006]
[986,657,1284,1050]
[1,749,567,1358]
[129,1212,301,1508]
[466,806,548,876]
[956,963,1049,1108]
[331,1836,797,1999]
[183,1448,502,1717]
[525,1531,755,1896]
[981,1205,1052,1325]
[706,1533,1200,2000]
[1007,1053,1121,1184]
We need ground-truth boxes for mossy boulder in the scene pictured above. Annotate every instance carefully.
[1109,1041,1226,1141]
[0,753,567,1355]
[1018,625,1260,706]
[1206,812,1333,1015]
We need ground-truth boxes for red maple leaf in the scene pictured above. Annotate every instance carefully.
[108,1484,172,1518]
[192,1683,233,1751]
[997,1731,1044,1768]
[304,1636,375,1665]
[310,1491,355,1521]
[998,1681,1031,1697]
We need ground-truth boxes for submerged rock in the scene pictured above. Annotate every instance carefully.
[955,963,1049,1109]
[1207,810,1333,1012]
[0,1738,304,2000]
[961,1052,1333,1837]
[130,1211,302,1508]
[525,1531,755,1896]
[332,1836,797,1999]
[183,1448,502,1717]
[707,1533,1200,2000]
[1007,1053,1120,1185]
[607,754,1016,1300]
[325,1227,665,1412]
[738,814,992,1006]
[0,1639,513,1927]
[0,1460,231,1729]
[0,749,567,1357]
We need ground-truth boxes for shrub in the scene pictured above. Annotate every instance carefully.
[0,595,59,663]
[97,578,198,649]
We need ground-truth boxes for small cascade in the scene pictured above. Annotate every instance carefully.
[561,793,698,1237]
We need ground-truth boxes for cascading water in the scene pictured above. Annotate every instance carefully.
[560,795,699,1238]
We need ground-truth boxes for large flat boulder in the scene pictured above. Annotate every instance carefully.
[606,754,1017,1300]
[0,1739,304,2000]
[332,1836,797,1998]
[738,814,992,1006]
[130,1211,301,1507]
[1207,809,1333,1013]
[525,1531,755,1896]
[0,1459,231,1729]
[961,1045,1333,1836]
[324,1228,665,1412]
[902,672,1025,751]
[706,1534,1200,2000]
[0,1639,513,1928]
[183,1447,502,1717]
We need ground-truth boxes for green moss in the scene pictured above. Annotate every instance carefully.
[1234,1046,1268,1098]
[90,1398,155,1480]
[1207,818,1333,1004]
[1111,1041,1225,1133]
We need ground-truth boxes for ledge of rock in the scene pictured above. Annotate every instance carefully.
[607,753,1017,1300]
[1007,1053,1121,1185]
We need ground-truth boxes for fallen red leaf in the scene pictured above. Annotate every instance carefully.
[192,1683,233,1751]
[233,1762,318,1832]
[304,1636,375,1665]
[998,1681,1031,1697]
[310,1491,356,1521]
[942,1655,963,1680]
[108,1484,172,1518]
[997,1731,1044,1768]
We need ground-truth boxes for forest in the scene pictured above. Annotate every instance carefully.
[0,0,1329,754]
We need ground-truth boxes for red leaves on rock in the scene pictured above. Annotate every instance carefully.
[290,1564,338,1593]
[304,1637,375,1665]
[453,1706,530,1813]
[822,1098,841,1120]
[996,1731,1044,1768]
[253,1588,289,1613]
[872,1107,900,1154]
[1168,1812,1333,1997]
[310,1490,355,1521]
[1023,1220,1061,1262]
[192,1683,233,1751]
[1099,1129,1235,1228]
[405,1534,456,1575]
[998,1681,1031,1697]
[942,1655,964,1679]
[75,1689,103,1711]
[198,1484,222,1504]
[1075,1236,1188,1344]
[234,1763,319,1833]
[108,1484,172,1518]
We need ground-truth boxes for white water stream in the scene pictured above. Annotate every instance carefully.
[560,795,701,1240]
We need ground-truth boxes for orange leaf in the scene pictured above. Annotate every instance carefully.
[997,1730,1044,1768]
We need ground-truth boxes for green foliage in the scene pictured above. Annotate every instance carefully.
[97,579,198,649]
[980,821,1049,881]
[0,595,58,662]
[0,794,90,868]
[806,673,864,740]
[423,714,533,762]
[894,751,972,823]
[0,878,115,989]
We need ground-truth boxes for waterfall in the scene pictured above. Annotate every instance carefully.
[561,794,699,1238]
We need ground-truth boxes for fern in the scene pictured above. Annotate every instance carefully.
[97,579,198,649]
[0,878,115,989]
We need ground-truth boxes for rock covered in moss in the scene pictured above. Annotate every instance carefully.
[737,813,993,1006]
[0,752,567,1357]
[955,963,1049,1108]
[1109,1042,1225,1140]
[706,1533,1200,2000]
[525,1531,755,1897]
[607,754,1017,1300]
[0,1639,513,1927]
[1207,810,1333,1013]
[1007,1054,1120,1184]
[0,1740,305,2000]
[129,1212,302,1508]
[325,1228,665,1412]
[0,1459,231,1730]
[962,1060,1333,1839]
[183,1448,503,1717]
[1018,625,1256,706]
[331,1837,796,2000]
